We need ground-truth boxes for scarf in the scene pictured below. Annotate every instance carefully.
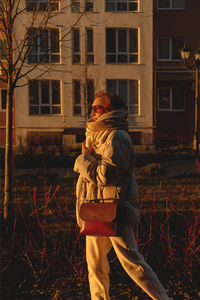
[85,109,129,148]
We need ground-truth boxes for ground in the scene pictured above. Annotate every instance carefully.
[0,152,200,300]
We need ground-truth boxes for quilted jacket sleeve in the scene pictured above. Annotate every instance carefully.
[74,130,134,186]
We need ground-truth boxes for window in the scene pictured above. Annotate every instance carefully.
[158,88,185,111]
[0,40,7,60]
[73,79,94,116]
[85,0,93,11]
[86,79,94,109]
[26,0,59,11]
[105,0,138,11]
[107,79,139,115]
[106,28,138,64]
[71,0,80,12]
[29,80,61,115]
[28,28,60,63]
[72,29,80,64]
[158,0,185,9]
[0,89,7,110]
[86,28,94,64]
[158,38,184,61]
[73,80,81,115]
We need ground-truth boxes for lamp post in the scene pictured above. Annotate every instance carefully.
[180,46,200,158]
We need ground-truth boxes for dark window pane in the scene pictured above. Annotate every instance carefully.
[118,80,127,103]
[50,0,59,10]
[0,40,8,59]
[73,29,80,52]
[158,0,170,8]
[85,1,93,11]
[159,88,170,109]
[118,54,128,63]
[172,0,185,8]
[129,29,138,52]
[1,90,7,109]
[129,80,138,104]
[40,1,48,11]
[87,80,94,106]
[158,39,169,59]
[87,54,94,64]
[129,105,138,114]
[40,30,48,53]
[74,106,81,115]
[172,88,184,109]
[51,29,59,53]
[52,81,60,104]
[39,53,49,63]
[74,80,81,104]
[106,2,115,11]
[71,0,80,11]
[29,81,39,105]
[52,106,61,114]
[172,38,184,60]
[106,54,116,63]
[129,54,138,62]
[106,29,116,53]
[30,106,39,115]
[41,81,50,104]
[87,29,93,52]
[129,2,138,11]
[73,54,80,64]
[118,29,127,52]
[29,54,38,63]
[51,54,60,63]
[117,3,127,11]
[107,80,117,94]
[41,106,50,114]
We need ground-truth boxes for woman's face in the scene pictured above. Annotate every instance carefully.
[91,97,110,120]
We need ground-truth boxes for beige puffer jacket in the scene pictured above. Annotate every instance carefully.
[74,111,140,227]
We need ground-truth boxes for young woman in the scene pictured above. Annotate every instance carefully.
[74,92,172,300]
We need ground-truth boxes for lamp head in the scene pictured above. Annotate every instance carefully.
[180,45,191,60]
[194,49,200,61]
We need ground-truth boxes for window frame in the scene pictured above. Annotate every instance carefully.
[158,87,185,111]
[29,80,61,116]
[106,28,139,64]
[28,28,60,64]
[0,89,7,111]
[158,37,184,61]
[106,79,139,115]
[157,0,186,10]
[26,0,59,12]
[105,0,139,12]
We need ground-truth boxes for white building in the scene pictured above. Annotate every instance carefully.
[14,0,153,152]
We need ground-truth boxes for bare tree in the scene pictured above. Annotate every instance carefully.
[0,0,83,221]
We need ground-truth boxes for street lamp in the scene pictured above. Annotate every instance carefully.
[180,45,200,158]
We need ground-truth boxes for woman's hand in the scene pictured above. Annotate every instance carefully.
[82,141,87,154]
[82,141,94,155]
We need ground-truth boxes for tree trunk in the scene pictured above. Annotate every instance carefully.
[4,78,13,221]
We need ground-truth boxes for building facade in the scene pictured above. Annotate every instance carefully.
[153,0,200,147]
[13,0,153,152]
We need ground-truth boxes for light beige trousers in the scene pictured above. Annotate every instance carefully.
[86,224,170,300]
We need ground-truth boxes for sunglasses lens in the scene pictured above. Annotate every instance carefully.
[92,105,105,113]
